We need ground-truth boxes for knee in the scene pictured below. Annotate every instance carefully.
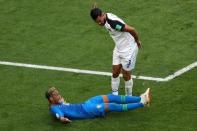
[123,74,131,81]
[112,73,119,78]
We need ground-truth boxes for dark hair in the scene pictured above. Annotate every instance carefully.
[45,91,50,99]
[90,8,102,20]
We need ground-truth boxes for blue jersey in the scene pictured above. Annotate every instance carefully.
[50,96,105,120]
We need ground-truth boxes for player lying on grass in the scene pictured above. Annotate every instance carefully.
[45,87,151,124]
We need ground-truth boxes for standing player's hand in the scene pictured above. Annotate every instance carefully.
[136,41,141,49]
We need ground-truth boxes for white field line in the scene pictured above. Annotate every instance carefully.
[163,61,197,81]
[0,61,196,82]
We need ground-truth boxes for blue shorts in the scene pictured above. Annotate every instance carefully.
[83,96,105,117]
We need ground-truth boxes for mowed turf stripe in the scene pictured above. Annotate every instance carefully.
[0,60,196,82]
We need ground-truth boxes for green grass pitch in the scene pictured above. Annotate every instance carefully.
[0,0,197,130]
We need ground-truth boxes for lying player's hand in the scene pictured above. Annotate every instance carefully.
[64,118,72,123]
[58,97,65,103]
[60,117,72,124]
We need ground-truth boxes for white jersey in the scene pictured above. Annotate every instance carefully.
[104,13,137,52]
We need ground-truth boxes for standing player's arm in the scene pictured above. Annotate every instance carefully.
[108,19,141,48]
[124,24,141,48]
[59,117,72,124]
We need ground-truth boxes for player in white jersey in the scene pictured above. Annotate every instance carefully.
[90,7,141,96]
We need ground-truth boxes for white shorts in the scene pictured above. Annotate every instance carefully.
[112,47,138,71]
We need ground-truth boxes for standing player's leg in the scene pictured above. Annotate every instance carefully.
[111,65,121,95]
[111,49,122,95]
[122,70,133,96]
[122,47,138,96]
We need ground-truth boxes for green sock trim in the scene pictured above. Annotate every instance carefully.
[121,95,126,103]
[122,104,128,111]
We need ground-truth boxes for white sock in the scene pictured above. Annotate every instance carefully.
[111,76,120,95]
[140,94,146,105]
[125,79,133,96]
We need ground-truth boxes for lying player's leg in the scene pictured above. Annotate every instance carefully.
[102,88,150,104]
[102,94,141,104]
[104,88,151,112]
[104,103,143,112]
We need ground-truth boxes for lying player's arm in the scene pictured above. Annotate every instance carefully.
[51,107,71,124]
[58,96,65,103]
[59,117,72,124]
[124,24,141,48]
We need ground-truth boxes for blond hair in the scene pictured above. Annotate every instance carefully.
[45,87,57,99]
